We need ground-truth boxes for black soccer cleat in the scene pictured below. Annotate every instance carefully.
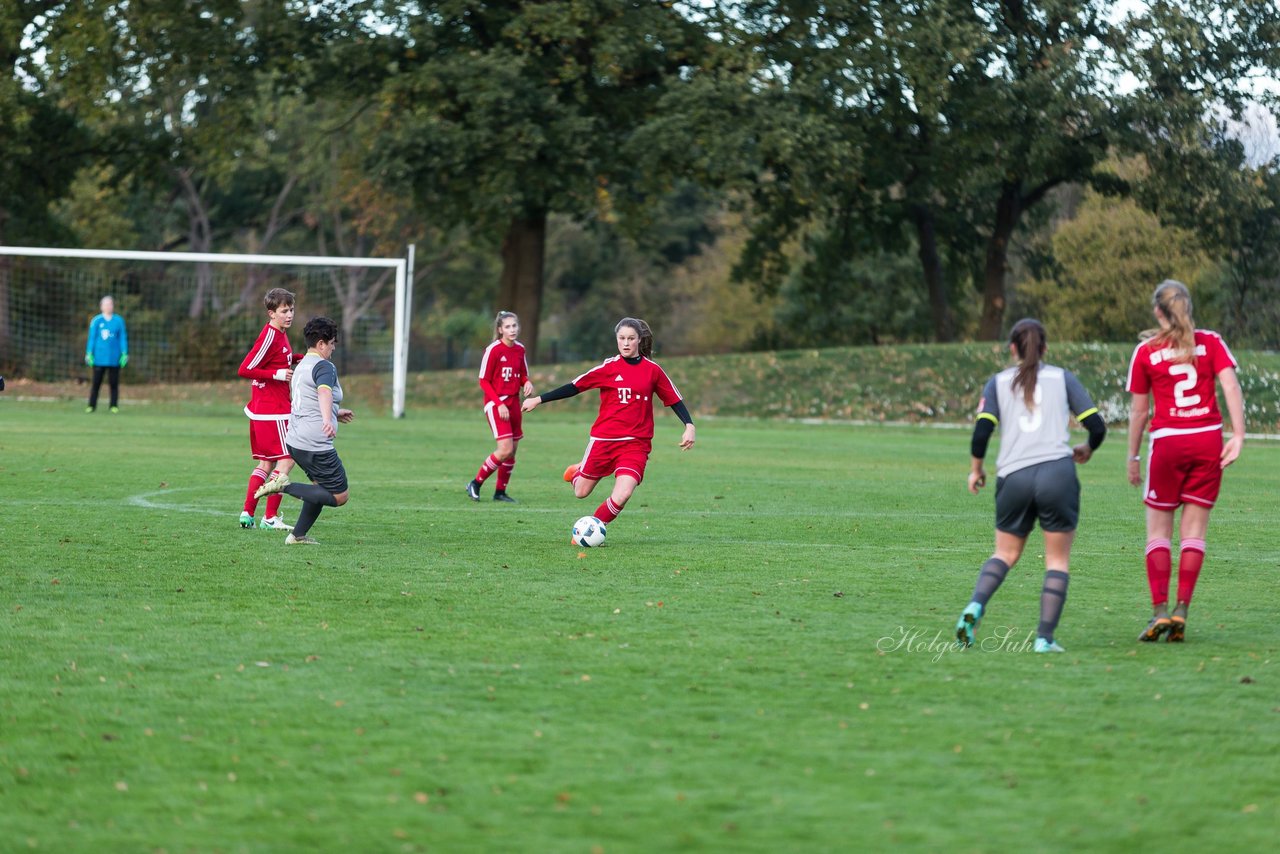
[1167,615,1186,643]
[493,490,517,503]
[465,480,481,502]
[1138,616,1172,643]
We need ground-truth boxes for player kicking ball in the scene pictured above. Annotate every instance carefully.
[522,317,695,538]
[255,317,354,545]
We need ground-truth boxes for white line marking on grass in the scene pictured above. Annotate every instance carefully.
[127,487,228,516]
[381,503,973,520]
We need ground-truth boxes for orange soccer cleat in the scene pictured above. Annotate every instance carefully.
[563,464,579,483]
[1138,615,1172,643]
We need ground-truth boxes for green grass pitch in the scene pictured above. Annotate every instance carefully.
[1,402,1277,851]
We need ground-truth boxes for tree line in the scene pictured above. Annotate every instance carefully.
[3,0,1279,369]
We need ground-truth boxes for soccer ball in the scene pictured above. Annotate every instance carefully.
[571,516,607,548]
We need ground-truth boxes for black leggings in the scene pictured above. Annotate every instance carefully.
[89,366,120,409]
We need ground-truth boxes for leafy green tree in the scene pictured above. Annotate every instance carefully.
[703,1,1280,341]
[1132,120,1280,348]
[1,2,101,365]
[1019,190,1211,342]
[367,0,709,358]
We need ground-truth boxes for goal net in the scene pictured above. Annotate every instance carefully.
[0,247,411,416]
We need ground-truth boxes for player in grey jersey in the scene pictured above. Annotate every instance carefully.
[255,316,354,544]
[954,319,1107,654]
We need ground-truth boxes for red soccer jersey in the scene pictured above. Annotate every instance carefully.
[1126,329,1238,433]
[477,339,529,411]
[572,355,682,439]
[239,323,295,419]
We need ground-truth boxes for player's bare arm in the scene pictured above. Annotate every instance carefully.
[967,459,986,495]
[1127,392,1150,486]
[1218,367,1245,469]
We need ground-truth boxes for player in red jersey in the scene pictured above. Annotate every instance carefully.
[1126,280,1245,643]
[522,317,696,537]
[237,288,300,530]
[466,311,534,503]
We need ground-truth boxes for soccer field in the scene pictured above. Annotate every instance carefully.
[2,403,1277,851]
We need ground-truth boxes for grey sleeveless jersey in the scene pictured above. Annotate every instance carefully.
[285,352,343,452]
[978,364,1096,478]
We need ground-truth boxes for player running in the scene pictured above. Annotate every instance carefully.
[255,316,355,545]
[466,311,534,503]
[1126,280,1244,643]
[521,317,695,538]
[237,288,299,530]
[955,318,1107,654]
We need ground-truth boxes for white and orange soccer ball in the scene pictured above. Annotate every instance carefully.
[571,516,607,548]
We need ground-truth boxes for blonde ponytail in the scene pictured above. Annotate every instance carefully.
[1144,280,1196,364]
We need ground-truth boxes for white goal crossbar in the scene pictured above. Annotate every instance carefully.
[0,245,413,417]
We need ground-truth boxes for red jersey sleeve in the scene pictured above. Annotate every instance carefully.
[477,342,502,408]
[651,361,682,407]
[239,326,280,381]
[1204,332,1238,376]
[1125,342,1151,394]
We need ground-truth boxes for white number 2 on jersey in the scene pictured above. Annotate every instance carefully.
[1169,363,1200,408]
[1018,383,1043,433]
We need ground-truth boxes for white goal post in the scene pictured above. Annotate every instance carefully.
[0,245,414,417]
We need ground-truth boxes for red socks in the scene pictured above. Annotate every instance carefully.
[265,469,285,519]
[1177,538,1206,604]
[1148,537,1207,607]
[593,497,622,525]
[1145,538,1172,607]
[474,454,501,485]
[244,468,268,514]
[496,457,515,492]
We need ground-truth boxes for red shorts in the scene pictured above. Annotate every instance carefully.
[1145,429,1224,510]
[578,437,651,483]
[249,417,290,461]
[486,402,523,441]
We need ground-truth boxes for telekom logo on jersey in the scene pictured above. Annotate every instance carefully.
[501,366,514,382]
[617,387,634,404]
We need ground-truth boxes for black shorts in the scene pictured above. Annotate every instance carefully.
[287,445,349,494]
[994,456,1079,537]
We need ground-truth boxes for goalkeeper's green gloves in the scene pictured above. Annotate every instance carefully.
[85,354,94,366]
[119,354,128,367]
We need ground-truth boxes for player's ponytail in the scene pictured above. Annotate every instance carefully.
[1009,318,1046,409]
[1146,280,1196,364]
[493,311,518,341]
[615,317,653,358]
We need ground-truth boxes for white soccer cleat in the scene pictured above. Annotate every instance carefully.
[259,515,294,531]
[253,474,290,500]
[285,533,319,545]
